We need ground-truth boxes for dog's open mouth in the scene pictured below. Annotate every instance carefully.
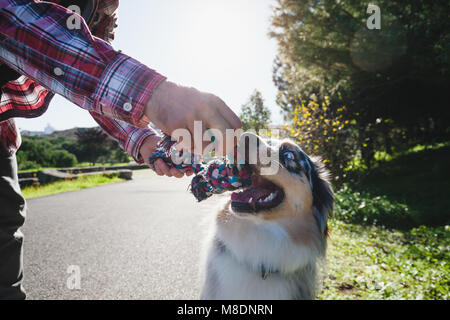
[231,175,284,213]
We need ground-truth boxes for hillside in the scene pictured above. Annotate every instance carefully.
[319,144,450,299]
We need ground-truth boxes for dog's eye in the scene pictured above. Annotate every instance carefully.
[283,151,295,161]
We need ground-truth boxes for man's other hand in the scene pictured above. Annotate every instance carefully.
[139,135,194,178]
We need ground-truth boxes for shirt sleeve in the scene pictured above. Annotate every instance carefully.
[89,111,158,164]
[0,0,166,128]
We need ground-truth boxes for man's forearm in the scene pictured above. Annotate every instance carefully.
[0,0,165,127]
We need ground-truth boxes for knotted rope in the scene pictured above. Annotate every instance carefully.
[148,135,252,202]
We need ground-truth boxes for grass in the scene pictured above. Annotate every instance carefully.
[318,221,449,300]
[318,142,449,300]
[18,162,131,173]
[22,174,125,199]
[345,143,450,227]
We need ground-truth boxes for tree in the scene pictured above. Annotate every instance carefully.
[270,0,450,167]
[17,135,79,170]
[240,90,272,132]
[112,148,130,163]
[51,150,77,168]
[75,128,110,165]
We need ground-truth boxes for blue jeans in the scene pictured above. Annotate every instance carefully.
[0,146,26,300]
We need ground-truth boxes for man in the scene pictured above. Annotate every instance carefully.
[0,0,241,299]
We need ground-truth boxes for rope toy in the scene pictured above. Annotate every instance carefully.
[148,135,252,202]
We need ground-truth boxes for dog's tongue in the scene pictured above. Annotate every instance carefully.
[231,187,272,210]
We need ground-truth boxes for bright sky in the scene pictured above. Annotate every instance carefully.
[15,0,281,132]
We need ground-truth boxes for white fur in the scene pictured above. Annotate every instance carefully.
[199,138,332,300]
[200,201,320,300]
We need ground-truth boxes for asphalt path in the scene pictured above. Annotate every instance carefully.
[22,170,221,299]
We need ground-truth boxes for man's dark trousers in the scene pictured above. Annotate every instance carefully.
[0,145,26,300]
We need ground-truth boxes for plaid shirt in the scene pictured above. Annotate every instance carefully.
[0,0,166,163]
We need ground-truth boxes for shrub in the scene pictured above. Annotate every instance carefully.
[282,94,357,184]
[335,184,414,229]
[50,150,77,168]
[18,160,41,171]
[112,149,131,163]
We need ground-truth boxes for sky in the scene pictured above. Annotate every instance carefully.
[15,0,281,132]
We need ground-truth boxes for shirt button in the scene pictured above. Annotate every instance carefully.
[54,67,64,76]
[123,102,133,112]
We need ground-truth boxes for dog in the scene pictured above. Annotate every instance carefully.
[200,133,334,300]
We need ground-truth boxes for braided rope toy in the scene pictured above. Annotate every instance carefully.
[148,135,252,202]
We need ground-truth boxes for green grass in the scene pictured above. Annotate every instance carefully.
[335,185,414,228]
[319,221,449,300]
[355,144,450,227]
[319,142,449,299]
[22,174,125,199]
[18,162,130,173]
[346,142,450,173]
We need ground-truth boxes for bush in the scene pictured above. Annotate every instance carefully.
[282,94,357,184]
[17,131,131,170]
[51,150,77,168]
[18,160,41,171]
[335,184,414,229]
[112,149,131,163]
[17,135,80,169]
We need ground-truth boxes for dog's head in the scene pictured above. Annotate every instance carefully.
[231,133,334,237]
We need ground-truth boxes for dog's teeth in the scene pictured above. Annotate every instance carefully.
[257,192,278,204]
[264,193,275,202]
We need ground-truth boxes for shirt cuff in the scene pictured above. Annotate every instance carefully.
[124,128,158,164]
[92,53,166,128]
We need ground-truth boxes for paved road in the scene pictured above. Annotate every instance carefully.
[22,170,220,300]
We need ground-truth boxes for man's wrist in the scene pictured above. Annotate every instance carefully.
[138,133,161,164]
[127,130,156,164]
[144,79,169,125]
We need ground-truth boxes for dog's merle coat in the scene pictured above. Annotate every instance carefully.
[200,137,334,300]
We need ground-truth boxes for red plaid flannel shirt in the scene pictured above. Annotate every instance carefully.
[0,0,166,163]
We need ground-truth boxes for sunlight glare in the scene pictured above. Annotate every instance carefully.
[176,0,261,84]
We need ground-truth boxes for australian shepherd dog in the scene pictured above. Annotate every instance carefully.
[200,133,334,300]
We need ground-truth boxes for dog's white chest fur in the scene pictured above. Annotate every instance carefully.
[200,203,319,300]
[206,250,297,300]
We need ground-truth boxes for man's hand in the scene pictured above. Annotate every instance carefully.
[144,81,242,155]
[139,135,193,178]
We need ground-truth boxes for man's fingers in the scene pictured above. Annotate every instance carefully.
[155,159,186,178]
[155,159,172,177]
[154,165,163,176]
[152,159,162,175]
[170,168,184,178]
[215,98,242,130]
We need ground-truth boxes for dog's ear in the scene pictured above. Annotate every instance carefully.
[309,156,334,235]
